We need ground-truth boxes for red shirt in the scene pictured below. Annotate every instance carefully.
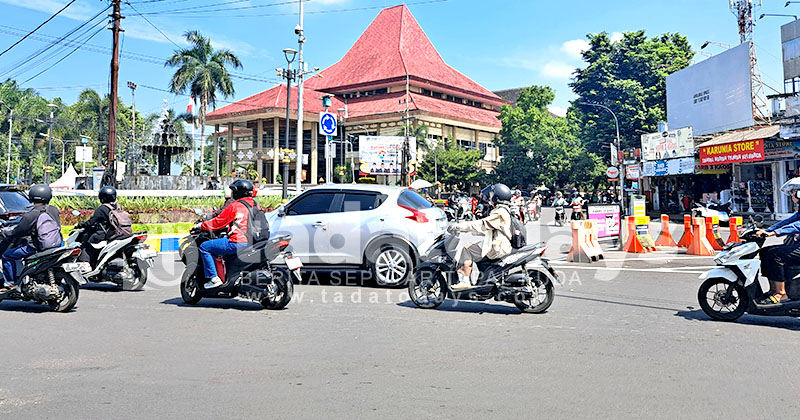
[200,197,256,243]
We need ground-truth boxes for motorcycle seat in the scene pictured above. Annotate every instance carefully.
[24,245,75,262]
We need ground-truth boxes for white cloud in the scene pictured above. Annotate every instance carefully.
[541,61,575,79]
[548,106,567,117]
[610,32,624,43]
[562,39,589,59]
[0,0,96,20]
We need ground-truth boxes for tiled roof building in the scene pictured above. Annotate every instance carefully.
[207,5,503,183]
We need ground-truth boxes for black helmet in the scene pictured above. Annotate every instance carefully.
[29,184,52,204]
[489,183,512,204]
[98,186,117,204]
[229,179,254,200]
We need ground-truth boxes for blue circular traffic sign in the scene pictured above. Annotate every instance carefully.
[320,112,337,136]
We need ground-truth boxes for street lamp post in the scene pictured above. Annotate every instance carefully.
[44,103,58,184]
[277,48,297,200]
[579,101,625,222]
[0,101,12,184]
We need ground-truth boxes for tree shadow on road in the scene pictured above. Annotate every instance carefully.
[675,309,800,331]
[396,300,523,315]
[160,297,267,311]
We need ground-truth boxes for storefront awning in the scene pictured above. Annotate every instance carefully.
[697,125,779,149]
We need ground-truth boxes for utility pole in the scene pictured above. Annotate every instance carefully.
[295,0,304,194]
[730,0,769,123]
[44,104,57,184]
[0,101,12,184]
[127,81,136,176]
[104,0,123,187]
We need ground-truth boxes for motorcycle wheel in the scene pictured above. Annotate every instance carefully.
[514,271,555,313]
[180,270,202,305]
[123,258,148,291]
[464,213,475,221]
[697,278,747,321]
[408,268,447,309]
[48,276,79,312]
[261,267,294,310]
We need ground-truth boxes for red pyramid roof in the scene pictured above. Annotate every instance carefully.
[207,84,344,121]
[305,5,502,105]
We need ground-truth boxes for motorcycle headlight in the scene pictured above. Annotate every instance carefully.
[714,245,748,265]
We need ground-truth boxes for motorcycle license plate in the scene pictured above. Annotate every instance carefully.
[285,256,303,271]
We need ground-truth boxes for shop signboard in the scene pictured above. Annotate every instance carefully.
[642,157,694,177]
[358,136,405,175]
[765,139,800,160]
[626,165,640,180]
[588,204,621,238]
[640,126,694,161]
[699,139,765,165]
[694,159,730,175]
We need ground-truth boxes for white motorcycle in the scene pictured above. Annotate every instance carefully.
[697,218,800,321]
[66,229,157,291]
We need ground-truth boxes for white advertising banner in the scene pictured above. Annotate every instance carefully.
[358,136,405,175]
[640,126,694,161]
[666,43,754,136]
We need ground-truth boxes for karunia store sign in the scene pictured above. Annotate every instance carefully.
[699,139,765,165]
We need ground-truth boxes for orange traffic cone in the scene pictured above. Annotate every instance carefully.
[676,215,693,248]
[728,216,743,244]
[623,216,656,253]
[687,217,715,256]
[655,214,678,247]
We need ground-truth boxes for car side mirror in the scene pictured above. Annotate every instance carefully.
[277,206,286,217]
[193,208,203,216]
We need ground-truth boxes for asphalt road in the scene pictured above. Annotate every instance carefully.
[2,208,798,419]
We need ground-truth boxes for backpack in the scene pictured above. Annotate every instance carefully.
[34,206,63,250]
[104,203,133,239]
[501,206,527,249]
[238,199,270,244]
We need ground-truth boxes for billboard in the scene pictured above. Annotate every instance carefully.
[666,43,753,136]
[640,127,693,161]
[641,157,695,177]
[358,136,405,175]
[699,138,764,165]
[782,19,800,80]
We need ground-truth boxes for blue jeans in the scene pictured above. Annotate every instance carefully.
[198,238,248,280]
[3,244,37,285]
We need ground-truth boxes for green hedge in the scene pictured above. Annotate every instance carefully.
[51,195,283,212]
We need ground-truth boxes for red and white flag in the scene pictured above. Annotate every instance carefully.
[187,96,194,114]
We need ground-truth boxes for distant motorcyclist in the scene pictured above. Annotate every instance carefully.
[194,179,258,289]
[552,191,567,207]
[75,186,130,265]
[447,184,513,290]
[1,185,62,292]
[571,193,585,220]
[756,177,800,304]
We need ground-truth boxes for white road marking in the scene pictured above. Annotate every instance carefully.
[551,265,707,274]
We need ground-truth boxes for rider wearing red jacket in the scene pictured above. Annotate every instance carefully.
[194,179,256,289]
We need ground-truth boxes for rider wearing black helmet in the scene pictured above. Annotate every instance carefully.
[0,184,62,292]
[447,183,513,290]
[194,179,259,289]
[75,186,130,265]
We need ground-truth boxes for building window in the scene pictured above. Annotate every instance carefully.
[457,139,475,150]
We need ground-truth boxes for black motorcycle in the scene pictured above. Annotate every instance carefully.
[408,232,557,313]
[0,244,87,312]
[179,216,299,310]
[554,205,566,226]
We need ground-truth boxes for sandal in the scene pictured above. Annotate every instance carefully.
[760,294,789,305]
[0,284,17,294]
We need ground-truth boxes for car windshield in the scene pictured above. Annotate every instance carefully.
[0,190,33,213]
[398,190,432,209]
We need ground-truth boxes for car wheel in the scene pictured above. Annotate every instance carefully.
[369,245,413,287]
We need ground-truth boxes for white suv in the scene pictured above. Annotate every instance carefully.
[267,185,446,286]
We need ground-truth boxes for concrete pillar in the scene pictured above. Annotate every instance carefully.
[226,122,234,176]
[272,116,280,184]
[256,118,264,181]
[213,124,220,177]
[311,122,318,184]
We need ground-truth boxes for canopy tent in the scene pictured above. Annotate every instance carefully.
[410,179,433,190]
[50,165,78,190]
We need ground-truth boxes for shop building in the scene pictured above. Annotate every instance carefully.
[206,5,504,184]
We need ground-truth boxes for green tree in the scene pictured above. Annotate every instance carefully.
[417,137,483,190]
[570,31,693,156]
[495,86,604,188]
[166,30,242,176]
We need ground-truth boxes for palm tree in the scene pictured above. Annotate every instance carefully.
[165,30,242,176]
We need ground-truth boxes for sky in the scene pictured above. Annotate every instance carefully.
[0,0,793,120]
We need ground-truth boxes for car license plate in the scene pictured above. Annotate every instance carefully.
[285,256,303,270]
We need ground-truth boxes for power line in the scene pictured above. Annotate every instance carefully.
[0,0,78,58]
[140,0,448,18]
[135,0,301,16]
[21,25,107,85]
[124,1,181,48]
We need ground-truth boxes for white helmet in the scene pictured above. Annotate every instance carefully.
[780,177,800,198]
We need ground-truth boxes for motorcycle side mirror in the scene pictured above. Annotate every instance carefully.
[752,214,764,226]
[71,210,80,216]
[193,208,203,216]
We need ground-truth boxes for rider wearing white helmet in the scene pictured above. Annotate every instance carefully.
[756,177,800,304]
